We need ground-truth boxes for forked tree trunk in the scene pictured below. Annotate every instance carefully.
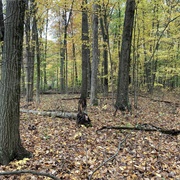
[0,0,31,165]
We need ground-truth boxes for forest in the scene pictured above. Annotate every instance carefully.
[0,0,179,179]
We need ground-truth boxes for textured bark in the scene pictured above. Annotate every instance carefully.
[115,0,135,111]
[24,0,34,102]
[0,0,4,42]
[80,0,90,99]
[33,17,41,103]
[31,0,41,103]
[100,4,109,96]
[90,2,99,105]
[0,0,31,165]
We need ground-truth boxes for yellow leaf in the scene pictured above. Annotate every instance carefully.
[155,173,162,177]
[74,132,82,139]
[18,158,30,165]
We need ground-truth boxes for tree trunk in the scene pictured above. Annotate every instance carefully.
[0,0,4,42]
[21,61,26,96]
[90,2,99,105]
[32,1,41,103]
[115,0,135,112]
[0,0,31,165]
[60,1,74,93]
[81,0,90,99]
[60,18,67,93]
[100,4,109,96]
[72,41,78,88]
[25,0,34,102]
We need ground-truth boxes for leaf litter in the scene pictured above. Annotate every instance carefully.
[0,93,179,180]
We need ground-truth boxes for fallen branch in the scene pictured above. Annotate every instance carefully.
[151,99,179,107]
[88,134,129,180]
[0,170,60,180]
[97,124,180,136]
[20,109,77,119]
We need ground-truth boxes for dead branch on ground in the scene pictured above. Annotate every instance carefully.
[0,170,60,180]
[88,134,130,180]
[97,124,180,136]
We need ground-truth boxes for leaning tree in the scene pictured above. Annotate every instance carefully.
[0,0,31,165]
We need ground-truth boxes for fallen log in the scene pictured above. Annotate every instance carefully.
[20,109,77,119]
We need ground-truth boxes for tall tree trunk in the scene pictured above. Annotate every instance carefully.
[100,4,109,96]
[0,0,31,165]
[25,0,34,102]
[0,0,4,42]
[115,0,135,112]
[43,8,48,90]
[132,5,139,109]
[80,0,90,99]
[60,18,67,93]
[90,1,99,105]
[60,1,74,93]
[72,39,78,89]
[32,1,41,103]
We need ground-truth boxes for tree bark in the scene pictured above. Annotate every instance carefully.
[90,1,99,105]
[0,0,31,165]
[0,0,4,42]
[24,0,34,102]
[80,0,90,99]
[43,8,48,90]
[32,1,41,103]
[100,4,109,96]
[115,0,135,112]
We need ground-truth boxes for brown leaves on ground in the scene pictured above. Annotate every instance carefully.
[0,92,179,180]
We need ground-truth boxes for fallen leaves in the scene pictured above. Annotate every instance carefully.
[0,93,179,179]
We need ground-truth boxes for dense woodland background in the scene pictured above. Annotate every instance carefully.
[1,0,178,97]
[0,0,179,179]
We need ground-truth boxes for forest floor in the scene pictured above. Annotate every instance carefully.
[0,90,180,180]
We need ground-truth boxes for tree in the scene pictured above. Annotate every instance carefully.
[80,0,90,99]
[115,0,135,112]
[24,0,35,102]
[100,2,109,96]
[59,0,74,93]
[0,0,31,165]
[31,0,41,103]
[0,0,4,42]
[90,1,99,105]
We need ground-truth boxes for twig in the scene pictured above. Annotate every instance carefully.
[0,170,60,180]
[88,134,129,180]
